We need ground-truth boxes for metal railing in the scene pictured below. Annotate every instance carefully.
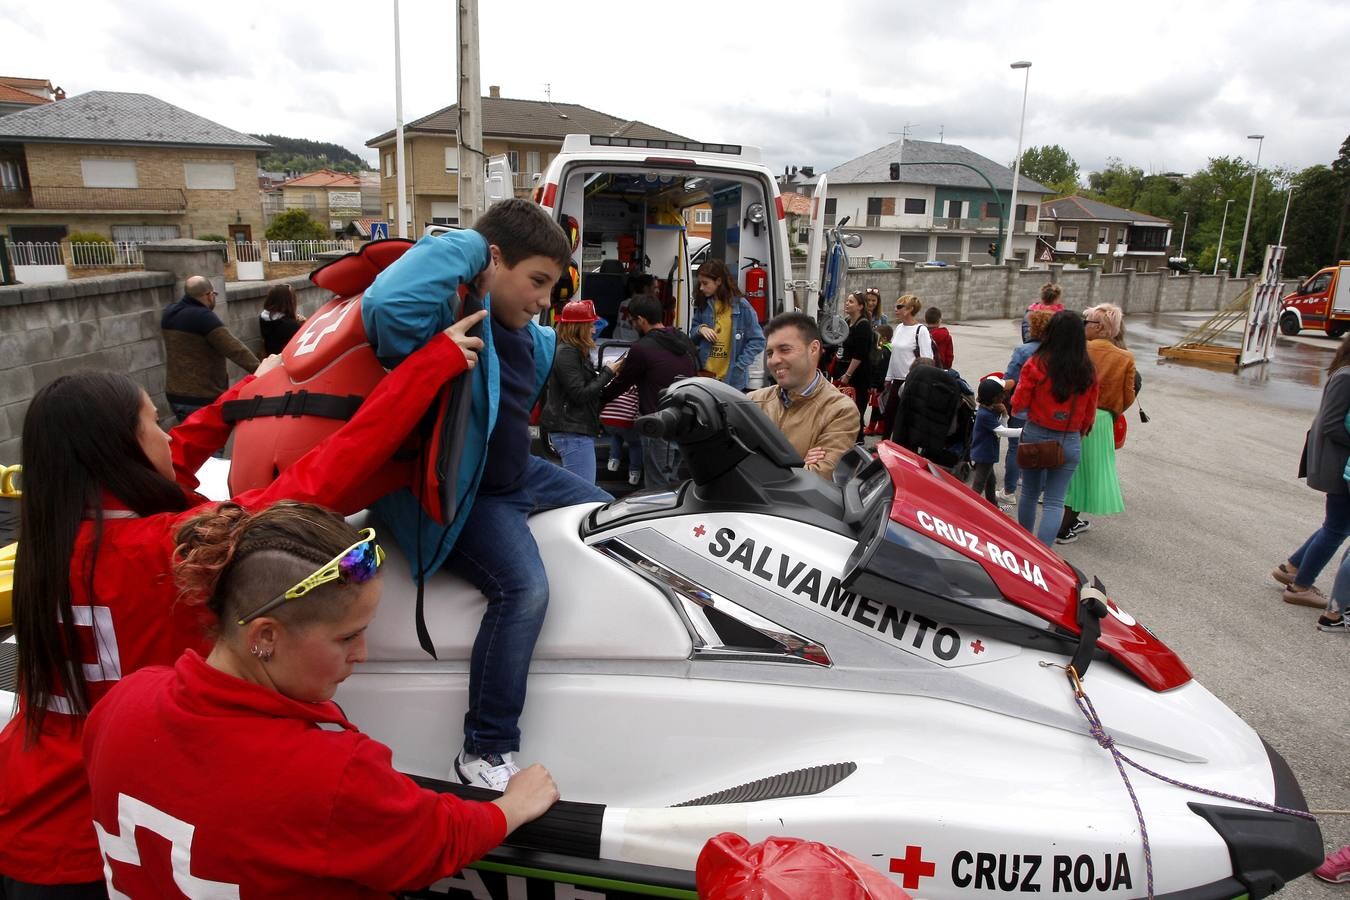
[70,241,144,267]
[12,186,188,211]
[0,188,33,209]
[8,241,62,265]
[264,239,356,262]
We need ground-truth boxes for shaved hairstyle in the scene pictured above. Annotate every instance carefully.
[185,275,212,298]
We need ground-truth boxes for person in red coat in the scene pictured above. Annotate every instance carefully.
[83,502,558,898]
[0,314,485,898]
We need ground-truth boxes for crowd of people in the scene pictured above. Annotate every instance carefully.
[2,206,1345,896]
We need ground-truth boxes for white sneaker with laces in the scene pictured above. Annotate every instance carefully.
[455,749,520,791]
[997,489,1017,504]
[628,470,642,486]
[606,457,621,473]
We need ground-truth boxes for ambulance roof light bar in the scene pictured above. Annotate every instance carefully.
[563,134,759,161]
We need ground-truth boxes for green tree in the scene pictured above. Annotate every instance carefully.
[1017,145,1081,194]
[265,209,330,241]
[1282,165,1342,276]
[1332,133,1350,261]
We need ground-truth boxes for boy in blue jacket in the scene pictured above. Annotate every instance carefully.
[362,200,611,789]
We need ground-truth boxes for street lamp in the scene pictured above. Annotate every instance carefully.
[1004,60,1032,265]
[1213,199,1233,276]
[1234,134,1263,276]
[1178,211,1189,259]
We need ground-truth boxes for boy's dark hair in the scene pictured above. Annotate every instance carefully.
[924,306,943,325]
[764,312,821,345]
[977,378,1005,405]
[629,295,664,327]
[876,324,894,341]
[473,199,571,268]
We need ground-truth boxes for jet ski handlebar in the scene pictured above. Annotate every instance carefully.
[636,404,689,440]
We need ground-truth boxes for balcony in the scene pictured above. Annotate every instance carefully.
[0,186,187,211]
[858,215,1043,234]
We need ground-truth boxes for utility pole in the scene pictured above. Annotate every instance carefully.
[393,0,408,237]
[456,0,484,227]
[1005,61,1032,264]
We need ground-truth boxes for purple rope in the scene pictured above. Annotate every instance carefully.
[1070,679,1317,900]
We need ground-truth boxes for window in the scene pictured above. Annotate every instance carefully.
[899,235,929,257]
[384,153,394,177]
[866,197,884,215]
[694,208,712,225]
[526,151,540,176]
[507,150,519,173]
[302,192,318,209]
[444,147,458,173]
[112,224,180,242]
[1014,203,1030,222]
[430,201,457,225]
[0,159,25,191]
[1098,226,1109,243]
[946,200,963,219]
[387,203,394,220]
[81,159,137,189]
[183,162,235,190]
[1305,273,1333,295]
[1059,225,1079,243]
[903,198,926,215]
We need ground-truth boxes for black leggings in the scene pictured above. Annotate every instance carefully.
[1,878,107,900]
[969,462,998,503]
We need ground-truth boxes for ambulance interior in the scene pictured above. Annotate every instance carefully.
[550,167,778,338]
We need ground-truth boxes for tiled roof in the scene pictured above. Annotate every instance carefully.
[368,95,689,146]
[0,83,49,106]
[0,91,269,149]
[0,77,54,89]
[826,138,1053,195]
[1041,196,1170,225]
[780,192,812,216]
[280,169,362,188]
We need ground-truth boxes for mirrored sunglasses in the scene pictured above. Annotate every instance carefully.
[236,528,385,625]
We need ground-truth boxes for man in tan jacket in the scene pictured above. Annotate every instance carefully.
[749,313,860,480]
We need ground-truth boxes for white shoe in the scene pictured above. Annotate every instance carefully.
[606,457,621,473]
[454,749,520,791]
[628,470,642,486]
[997,489,1017,504]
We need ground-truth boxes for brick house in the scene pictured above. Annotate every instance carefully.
[819,139,1054,268]
[277,168,364,234]
[1040,196,1172,273]
[0,77,59,118]
[366,86,687,233]
[0,91,269,245]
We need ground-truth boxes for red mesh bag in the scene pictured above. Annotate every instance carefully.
[696,833,911,900]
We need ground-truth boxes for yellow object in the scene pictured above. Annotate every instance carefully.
[0,541,14,627]
[0,465,19,498]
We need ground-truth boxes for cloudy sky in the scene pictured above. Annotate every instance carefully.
[7,0,1348,180]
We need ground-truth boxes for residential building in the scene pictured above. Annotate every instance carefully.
[821,139,1054,268]
[0,91,269,244]
[0,77,59,118]
[685,203,712,239]
[1040,196,1172,273]
[366,85,688,233]
[278,168,364,234]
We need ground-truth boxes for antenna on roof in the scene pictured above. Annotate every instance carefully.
[544,83,551,102]
[938,124,944,143]
[887,123,920,173]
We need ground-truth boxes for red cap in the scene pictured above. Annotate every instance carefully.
[558,299,599,323]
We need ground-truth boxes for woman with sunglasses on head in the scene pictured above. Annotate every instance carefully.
[862,288,887,325]
[0,315,486,898]
[82,503,557,898]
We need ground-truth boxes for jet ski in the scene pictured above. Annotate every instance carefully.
[0,379,1323,899]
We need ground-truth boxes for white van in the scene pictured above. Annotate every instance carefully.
[512,134,829,388]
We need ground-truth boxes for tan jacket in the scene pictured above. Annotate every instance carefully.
[1087,339,1137,416]
[749,376,860,480]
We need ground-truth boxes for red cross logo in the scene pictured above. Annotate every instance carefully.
[970,639,985,654]
[693,524,706,537]
[889,845,935,889]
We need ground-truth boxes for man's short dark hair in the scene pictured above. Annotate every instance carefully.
[764,312,821,345]
[473,198,571,268]
[628,295,663,326]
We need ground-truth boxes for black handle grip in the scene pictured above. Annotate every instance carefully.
[636,405,686,439]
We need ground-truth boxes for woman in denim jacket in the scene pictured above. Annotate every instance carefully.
[690,258,765,391]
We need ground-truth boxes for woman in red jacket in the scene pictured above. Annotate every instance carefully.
[0,313,485,898]
[1010,310,1099,547]
[83,502,558,898]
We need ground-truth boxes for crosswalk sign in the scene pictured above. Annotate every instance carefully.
[370,221,389,240]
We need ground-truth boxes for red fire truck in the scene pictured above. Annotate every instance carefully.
[1279,262,1350,336]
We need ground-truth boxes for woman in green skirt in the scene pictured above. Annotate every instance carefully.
[1059,303,1136,543]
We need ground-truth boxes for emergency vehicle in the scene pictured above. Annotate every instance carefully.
[1278,261,1350,336]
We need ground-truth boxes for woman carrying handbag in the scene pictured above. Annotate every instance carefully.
[1009,310,1099,547]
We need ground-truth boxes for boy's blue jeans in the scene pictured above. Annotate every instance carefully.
[448,455,611,755]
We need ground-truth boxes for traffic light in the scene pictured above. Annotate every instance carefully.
[988,242,998,258]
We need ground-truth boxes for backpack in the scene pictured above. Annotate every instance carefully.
[893,366,974,472]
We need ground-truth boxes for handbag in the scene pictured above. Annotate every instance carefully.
[1016,394,1076,470]
[1114,413,1127,450]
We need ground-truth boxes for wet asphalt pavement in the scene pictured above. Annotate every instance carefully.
[945,312,1349,897]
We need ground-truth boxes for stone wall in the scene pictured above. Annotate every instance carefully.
[0,240,328,462]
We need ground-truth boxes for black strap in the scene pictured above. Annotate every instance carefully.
[222,391,364,424]
[1070,577,1109,679]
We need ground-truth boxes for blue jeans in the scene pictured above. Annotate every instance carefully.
[549,431,598,484]
[604,425,643,474]
[447,455,611,754]
[1016,421,1082,546]
[641,435,683,489]
[1003,414,1025,493]
[1329,547,1350,613]
[1288,491,1350,588]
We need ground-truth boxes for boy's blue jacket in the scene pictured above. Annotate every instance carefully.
[361,229,555,578]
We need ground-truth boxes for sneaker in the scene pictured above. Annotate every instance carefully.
[606,457,621,473]
[1281,584,1327,608]
[628,469,642,486]
[1270,562,1298,587]
[1055,531,1078,545]
[1317,609,1348,633]
[1314,845,1350,883]
[997,490,1017,504]
[454,749,520,791]
[1069,518,1091,536]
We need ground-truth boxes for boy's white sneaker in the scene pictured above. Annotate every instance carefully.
[455,749,519,791]
[606,457,621,473]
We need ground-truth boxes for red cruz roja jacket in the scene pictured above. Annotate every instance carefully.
[0,331,471,885]
[84,651,506,898]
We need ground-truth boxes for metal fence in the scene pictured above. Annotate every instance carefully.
[8,241,63,265]
[70,241,144,267]
[263,239,356,262]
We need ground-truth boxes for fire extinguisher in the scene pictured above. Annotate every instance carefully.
[742,257,768,323]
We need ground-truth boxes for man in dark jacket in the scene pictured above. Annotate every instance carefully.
[600,295,698,488]
[161,275,260,421]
